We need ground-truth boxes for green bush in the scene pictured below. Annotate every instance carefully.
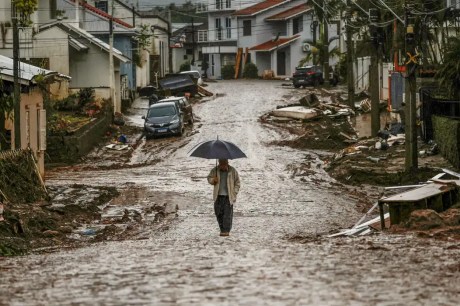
[180,61,191,72]
[78,88,95,108]
[54,93,79,111]
[433,115,460,168]
[221,65,235,80]
[243,62,258,79]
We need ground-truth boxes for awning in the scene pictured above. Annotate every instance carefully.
[249,35,300,52]
[69,37,89,51]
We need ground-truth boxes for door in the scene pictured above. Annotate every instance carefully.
[277,51,286,76]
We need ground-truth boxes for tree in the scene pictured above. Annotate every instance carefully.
[436,37,460,99]
[13,0,38,27]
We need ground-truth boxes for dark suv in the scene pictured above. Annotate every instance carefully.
[292,65,324,88]
[155,97,194,124]
[142,102,184,139]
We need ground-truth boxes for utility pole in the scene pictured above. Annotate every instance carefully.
[109,0,118,113]
[370,8,381,136]
[323,1,330,86]
[345,2,354,108]
[191,17,195,66]
[12,1,21,149]
[168,9,173,73]
[404,2,418,171]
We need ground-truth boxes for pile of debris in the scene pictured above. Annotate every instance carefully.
[260,92,359,150]
[330,169,460,238]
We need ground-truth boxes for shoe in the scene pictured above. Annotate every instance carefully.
[220,232,230,237]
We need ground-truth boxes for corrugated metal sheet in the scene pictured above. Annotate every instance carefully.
[0,55,70,85]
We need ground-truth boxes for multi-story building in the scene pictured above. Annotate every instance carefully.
[197,0,258,78]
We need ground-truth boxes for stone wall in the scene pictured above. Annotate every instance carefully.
[46,112,112,164]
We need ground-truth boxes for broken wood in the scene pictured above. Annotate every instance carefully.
[198,85,213,97]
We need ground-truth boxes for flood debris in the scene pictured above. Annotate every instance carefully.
[272,106,320,120]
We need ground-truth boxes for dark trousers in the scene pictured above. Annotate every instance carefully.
[214,195,233,233]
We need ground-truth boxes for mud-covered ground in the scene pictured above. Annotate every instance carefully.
[1,81,459,305]
[262,86,457,187]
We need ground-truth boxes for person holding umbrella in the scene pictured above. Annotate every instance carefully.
[189,138,246,237]
[207,159,240,237]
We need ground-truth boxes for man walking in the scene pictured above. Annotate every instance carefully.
[207,159,240,236]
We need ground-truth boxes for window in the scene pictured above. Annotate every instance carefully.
[186,49,193,55]
[95,1,108,13]
[293,15,303,34]
[215,18,222,40]
[243,20,251,36]
[226,18,232,39]
[198,30,208,42]
[226,0,232,9]
[216,0,223,10]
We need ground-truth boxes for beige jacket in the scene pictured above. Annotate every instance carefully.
[207,165,241,205]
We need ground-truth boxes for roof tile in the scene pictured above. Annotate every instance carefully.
[233,0,288,17]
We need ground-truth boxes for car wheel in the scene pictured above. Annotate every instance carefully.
[177,126,184,137]
[294,84,301,88]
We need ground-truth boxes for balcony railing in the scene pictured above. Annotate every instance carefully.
[198,29,236,42]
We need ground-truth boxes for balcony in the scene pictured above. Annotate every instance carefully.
[197,29,236,42]
[206,0,235,12]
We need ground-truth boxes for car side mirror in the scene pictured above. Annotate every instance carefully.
[141,115,145,119]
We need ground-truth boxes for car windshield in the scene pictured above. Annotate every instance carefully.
[147,106,176,118]
[296,67,313,73]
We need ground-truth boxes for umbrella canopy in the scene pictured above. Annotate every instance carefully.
[189,139,247,160]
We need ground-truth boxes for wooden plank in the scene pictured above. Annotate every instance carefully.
[234,48,243,79]
[380,183,456,203]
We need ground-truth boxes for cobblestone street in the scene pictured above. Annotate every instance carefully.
[1,81,459,305]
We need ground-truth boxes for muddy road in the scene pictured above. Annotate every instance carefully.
[1,81,459,305]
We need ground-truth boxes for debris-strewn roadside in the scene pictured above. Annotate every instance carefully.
[264,85,460,238]
[0,185,178,256]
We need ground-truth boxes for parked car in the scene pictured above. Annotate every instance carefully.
[180,70,203,85]
[292,65,324,88]
[159,74,198,96]
[142,102,184,139]
[153,96,194,124]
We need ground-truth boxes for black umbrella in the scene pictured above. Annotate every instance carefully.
[189,139,247,160]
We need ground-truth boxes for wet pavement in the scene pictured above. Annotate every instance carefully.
[1,81,459,305]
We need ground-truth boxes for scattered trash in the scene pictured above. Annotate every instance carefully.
[198,85,213,97]
[367,156,380,163]
[105,144,129,151]
[117,134,128,144]
[299,93,320,108]
[358,98,371,112]
[272,106,319,120]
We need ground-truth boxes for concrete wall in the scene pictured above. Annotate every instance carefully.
[69,44,110,87]
[32,27,70,99]
[8,88,45,177]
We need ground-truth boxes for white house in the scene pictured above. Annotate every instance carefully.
[197,0,259,78]
[234,0,314,78]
